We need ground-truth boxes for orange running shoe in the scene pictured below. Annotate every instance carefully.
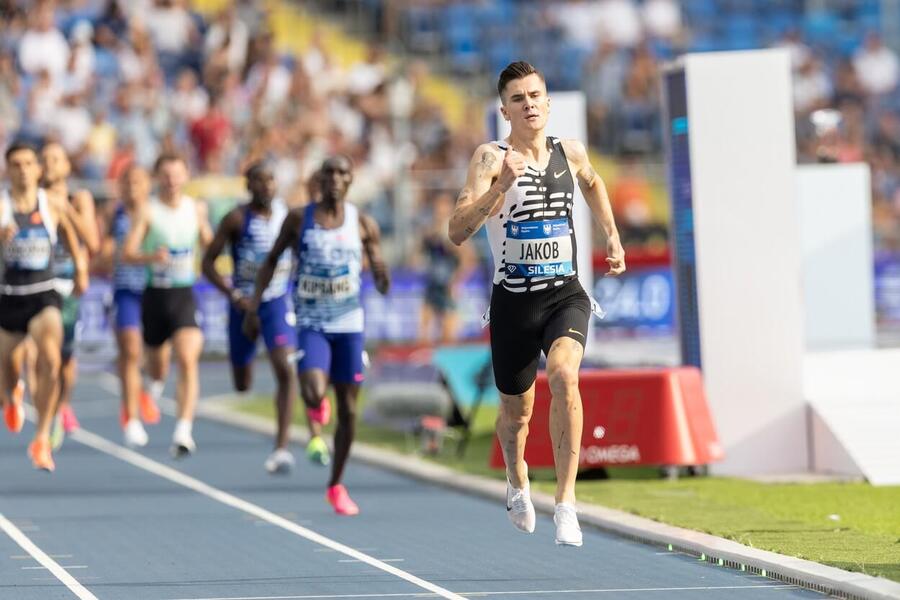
[139,390,161,424]
[28,438,55,472]
[4,380,25,433]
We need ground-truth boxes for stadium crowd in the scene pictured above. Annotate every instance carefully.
[3,0,900,253]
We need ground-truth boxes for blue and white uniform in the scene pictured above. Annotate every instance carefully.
[228,200,295,365]
[293,202,365,384]
[110,205,146,330]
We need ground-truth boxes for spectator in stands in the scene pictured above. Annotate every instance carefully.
[170,68,209,124]
[793,56,832,115]
[584,40,626,152]
[17,1,69,83]
[190,93,233,171]
[775,28,812,72]
[204,4,250,75]
[0,51,20,149]
[599,0,642,49]
[65,20,95,96]
[346,44,387,96]
[853,32,899,97]
[144,0,199,83]
[641,0,682,42]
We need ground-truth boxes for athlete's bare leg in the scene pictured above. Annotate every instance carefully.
[298,369,326,440]
[268,346,295,450]
[27,307,64,440]
[329,382,360,487]
[172,327,203,421]
[439,310,459,345]
[57,357,77,415]
[145,340,172,387]
[0,329,26,408]
[496,383,535,489]
[231,363,253,393]
[116,328,143,420]
[545,336,585,505]
[418,304,435,344]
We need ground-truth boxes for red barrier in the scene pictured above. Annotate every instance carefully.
[490,367,723,469]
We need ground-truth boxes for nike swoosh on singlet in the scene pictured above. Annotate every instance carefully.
[568,328,584,337]
[554,170,567,179]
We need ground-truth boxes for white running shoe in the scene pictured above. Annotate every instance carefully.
[506,473,536,534]
[170,419,196,458]
[264,448,295,475]
[123,419,149,448]
[554,502,583,547]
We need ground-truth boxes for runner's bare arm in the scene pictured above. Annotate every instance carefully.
[563,139,626,276]
[121,206,164,265]
[360,213,390,295]
[71,189,100,255]
[201,208,242,301]
[55,203,89,295]
[449,144,507,245]
[249,207,303,310]
[196,200,214,249]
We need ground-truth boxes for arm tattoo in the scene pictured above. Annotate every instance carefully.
[456,189,471,205]
[581,166,597,188]
[478,205,490,216]
[464,226,475,235]
[476,151,496,176]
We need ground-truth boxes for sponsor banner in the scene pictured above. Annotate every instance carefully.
[76,266,686,350]
[592,267,676,334]
[875,252,900,324]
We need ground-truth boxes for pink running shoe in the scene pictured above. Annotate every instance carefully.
[307,397,331,426]
[60,404,80,433]
[326,484,359,516]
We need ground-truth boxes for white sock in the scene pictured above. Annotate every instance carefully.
[147,379,165,401]
[174,418,193,438]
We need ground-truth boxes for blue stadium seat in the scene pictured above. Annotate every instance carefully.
[803,11,840,45]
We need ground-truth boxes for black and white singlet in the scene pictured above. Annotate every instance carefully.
[486,136,578,293]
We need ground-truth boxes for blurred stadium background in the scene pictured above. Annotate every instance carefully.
[4,0,900,358]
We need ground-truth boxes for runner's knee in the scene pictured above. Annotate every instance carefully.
[547,362,579,396]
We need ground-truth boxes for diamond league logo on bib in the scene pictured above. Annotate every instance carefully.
[507,264,516,273]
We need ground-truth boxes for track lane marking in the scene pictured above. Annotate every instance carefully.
[0,513,99,600]
[67,426,465,600]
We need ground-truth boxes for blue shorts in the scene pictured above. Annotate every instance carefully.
[229,295,296,367]
[113,289,143,331]
[297,328,365,384]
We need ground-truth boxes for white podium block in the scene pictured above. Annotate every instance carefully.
[664,50,807,475]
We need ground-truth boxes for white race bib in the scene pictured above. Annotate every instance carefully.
[505,219,574,278]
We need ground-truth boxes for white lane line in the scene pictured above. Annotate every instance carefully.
[163,584,799,600]
[338,558,405,563]
[11,553,73,559]
[22,565,88,570]
[0,513,99,600]
[68,427,465,600]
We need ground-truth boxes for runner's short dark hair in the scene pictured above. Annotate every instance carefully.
[4,140,39,161]
[497,61,545,99]
[153,151,187,173]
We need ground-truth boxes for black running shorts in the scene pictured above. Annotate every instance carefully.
[141,286,199,347]
[488,277,590,395]
[0,291,62,334]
